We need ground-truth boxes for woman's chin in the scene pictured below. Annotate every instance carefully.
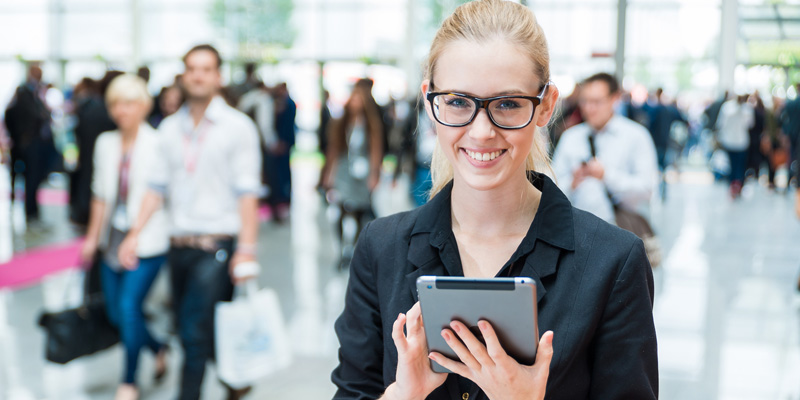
[454,173,504,193]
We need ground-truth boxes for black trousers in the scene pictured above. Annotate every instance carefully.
[168,239,235,400]
[10,144,46,219]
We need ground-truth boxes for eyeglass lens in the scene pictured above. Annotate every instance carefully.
[433,95,535,128]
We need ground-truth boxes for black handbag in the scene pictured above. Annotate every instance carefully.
[37,261,119,364]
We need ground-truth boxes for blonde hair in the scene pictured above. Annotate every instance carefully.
[424,0,554,199]
[105,74,152,110]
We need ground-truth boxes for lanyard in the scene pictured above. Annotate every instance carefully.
[182,121,209,174]
[118,149,133,201]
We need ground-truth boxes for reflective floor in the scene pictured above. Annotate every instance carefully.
[1,155,799,400]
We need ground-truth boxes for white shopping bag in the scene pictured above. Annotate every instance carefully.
[215,281,292,389]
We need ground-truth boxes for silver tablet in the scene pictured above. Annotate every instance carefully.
[416,275,539,373]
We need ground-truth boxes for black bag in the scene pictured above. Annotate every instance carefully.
[37,262,119,364]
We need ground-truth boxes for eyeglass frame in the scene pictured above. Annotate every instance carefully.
[425,81,552,130]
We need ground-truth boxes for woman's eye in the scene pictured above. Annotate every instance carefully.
[496,99,522,110]
[445,97,470,108]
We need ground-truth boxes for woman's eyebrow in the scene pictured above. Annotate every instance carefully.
[434,88,530,97]
[494,89,528,96]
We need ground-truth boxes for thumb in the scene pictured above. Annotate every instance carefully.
[529,331,554,398]
[535,331,554,369]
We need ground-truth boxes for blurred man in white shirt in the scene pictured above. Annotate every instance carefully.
[552,73,658,223]
[119,44,261,400]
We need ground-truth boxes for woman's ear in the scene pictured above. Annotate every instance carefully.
[420,79,436,123]
[535,84,560,128]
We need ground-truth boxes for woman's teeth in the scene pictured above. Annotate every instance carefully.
[465,149,503,161]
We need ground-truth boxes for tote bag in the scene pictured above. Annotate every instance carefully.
[215,282,292,389]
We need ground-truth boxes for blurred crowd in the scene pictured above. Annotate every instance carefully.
[0,62,298,228]
[0,52,299,399]
[3,62,798,233]
[1,51,800,398]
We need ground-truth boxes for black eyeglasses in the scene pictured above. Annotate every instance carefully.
[426,81,551,130]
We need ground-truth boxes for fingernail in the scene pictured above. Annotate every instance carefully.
[479,321,488,330]
[441,330,449,340]
[451,322,460,332]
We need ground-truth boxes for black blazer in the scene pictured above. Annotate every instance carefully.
[332,173,658,399]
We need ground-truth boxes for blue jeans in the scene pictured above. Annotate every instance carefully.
[168,241,235,400]
[100,254,167,384]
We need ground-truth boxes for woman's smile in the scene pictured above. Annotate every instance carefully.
[461,148,507,167]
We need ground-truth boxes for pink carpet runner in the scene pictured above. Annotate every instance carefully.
[0,195,266,290]
[0,238,85,290]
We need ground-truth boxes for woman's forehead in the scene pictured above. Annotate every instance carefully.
[433,39,541,95]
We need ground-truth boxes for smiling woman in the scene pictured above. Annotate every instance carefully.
[331,1,658,399]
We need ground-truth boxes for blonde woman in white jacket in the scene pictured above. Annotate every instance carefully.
[80,74,170,400]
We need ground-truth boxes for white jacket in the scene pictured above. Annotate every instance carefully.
[91,124,169,257]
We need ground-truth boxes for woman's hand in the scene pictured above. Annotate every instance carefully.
[429,320,554,400]
[79,237,98,267]
[385,302,447,400]
[117,233,139,270]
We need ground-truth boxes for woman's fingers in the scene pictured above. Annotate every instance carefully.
[441,327,482,372]
[118,239,136,269]
[478,320,510,365]
[450,320,495,368]
[428,351,469,377]
[406,302,424,337]
[122,262,138,271]
[392,313,408,354]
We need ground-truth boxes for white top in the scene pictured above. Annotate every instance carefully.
[237,88,277,148]
[716,100,754,151]
[552,115,659,223]
[149,96,261,236]
[92,124,170,257]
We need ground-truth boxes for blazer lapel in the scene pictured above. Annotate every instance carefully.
[405,233,448,301]
[518,240,562,304]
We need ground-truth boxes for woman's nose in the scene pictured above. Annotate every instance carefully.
[467,109,496,140]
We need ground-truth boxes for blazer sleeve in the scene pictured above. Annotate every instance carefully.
[589,238,658,399]
[331,221,386,399]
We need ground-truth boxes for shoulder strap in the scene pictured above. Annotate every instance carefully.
[586,131,616,205]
